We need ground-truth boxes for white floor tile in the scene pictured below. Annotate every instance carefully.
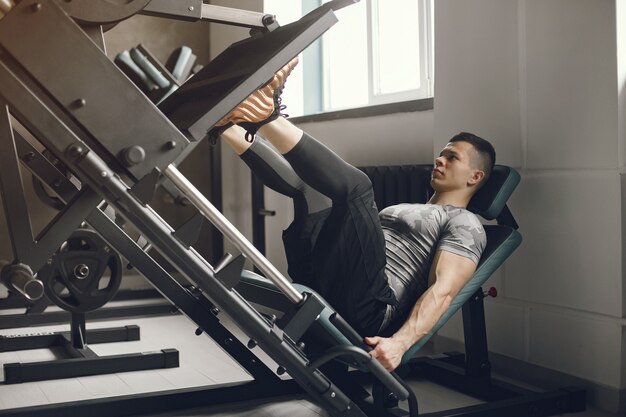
[0,314,620,417]
[78,373,133,397]
[37,378,92,403]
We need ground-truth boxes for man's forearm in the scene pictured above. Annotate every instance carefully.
[390,285,453,350]
[366,251,476,371]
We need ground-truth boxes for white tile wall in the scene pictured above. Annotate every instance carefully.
[298,110,435,167]
[622,174,626,319]
[618,1,626,170]
[436,309,463,341]
[505,171,622,317]
[434,297,527,362]
[434,0,626,394]
[622,326,626,387]
[220,144,254,256]
[528,307,622,387]
[434,0,522,168]
[524,0,618,170]
[484,300,527,360]
[264,190,293,276]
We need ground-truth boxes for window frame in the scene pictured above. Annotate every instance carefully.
[364,0,433,106]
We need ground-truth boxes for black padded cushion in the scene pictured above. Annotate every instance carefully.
[468,165,520,220]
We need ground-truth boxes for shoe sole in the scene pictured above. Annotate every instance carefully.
[217,57,298,126]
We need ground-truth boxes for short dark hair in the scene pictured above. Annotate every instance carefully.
[450,132,496,185]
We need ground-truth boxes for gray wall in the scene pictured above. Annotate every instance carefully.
[433,0,625,410]
[104,13,212,63]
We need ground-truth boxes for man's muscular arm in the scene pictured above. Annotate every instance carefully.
[365,250,477,371]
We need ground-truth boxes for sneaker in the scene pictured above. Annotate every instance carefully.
[207,57,298,144]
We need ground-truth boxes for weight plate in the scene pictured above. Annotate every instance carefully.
[39,229,123,313]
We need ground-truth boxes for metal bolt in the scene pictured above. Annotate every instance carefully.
[122,145,146,166]
[211,307,219,315]
[263,14,275,26]
[188,6,194,11]
[31,3,42,12]
[195,328,203,336]
[330,392,336,398]
[66,144,84,158]
[101,171,108,178]
[103,246,110,252]
[276,366,286,375]
[247,339,257,349]
[224,338,233,346]
[74,98,86,108]
[164,140,177,150]
[73,264,89,279]
[23,152,35,162]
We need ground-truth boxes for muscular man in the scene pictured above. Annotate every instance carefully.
[211,59,494,371]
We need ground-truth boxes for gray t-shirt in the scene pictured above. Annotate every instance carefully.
[379,203,486,324]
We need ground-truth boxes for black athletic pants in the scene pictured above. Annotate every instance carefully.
[240,133,395,336]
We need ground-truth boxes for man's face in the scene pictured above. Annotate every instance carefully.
[431,141,480,192]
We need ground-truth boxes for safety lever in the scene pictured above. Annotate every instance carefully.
[278,292,324,343]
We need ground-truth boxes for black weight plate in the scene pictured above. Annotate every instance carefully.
[40,229,122,313]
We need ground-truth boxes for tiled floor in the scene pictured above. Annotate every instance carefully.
[0,313,618,417]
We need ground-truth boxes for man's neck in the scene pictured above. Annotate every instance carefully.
[428,190,471,208]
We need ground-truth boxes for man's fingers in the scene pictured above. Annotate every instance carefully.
[364,336,381,346]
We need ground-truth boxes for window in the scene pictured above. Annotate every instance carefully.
[264,0,434,117]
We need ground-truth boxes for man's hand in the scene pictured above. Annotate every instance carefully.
[364,336,409,372]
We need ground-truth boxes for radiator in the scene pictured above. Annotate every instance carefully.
[358,165,434,209]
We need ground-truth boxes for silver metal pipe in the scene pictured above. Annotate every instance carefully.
[164,164,304,304]
[1,262,44,301]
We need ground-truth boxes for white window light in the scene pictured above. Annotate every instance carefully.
[264,0,433,116]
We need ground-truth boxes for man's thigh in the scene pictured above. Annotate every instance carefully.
[282,208,331,286]
[312,190,395,336]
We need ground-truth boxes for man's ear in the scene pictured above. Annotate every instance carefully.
[468,170,485,186]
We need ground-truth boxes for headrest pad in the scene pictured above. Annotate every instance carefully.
[467,165,520,220]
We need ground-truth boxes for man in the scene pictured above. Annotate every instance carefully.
[211,59,494,372]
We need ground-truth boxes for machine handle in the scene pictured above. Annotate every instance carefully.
[328,313,409,401]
